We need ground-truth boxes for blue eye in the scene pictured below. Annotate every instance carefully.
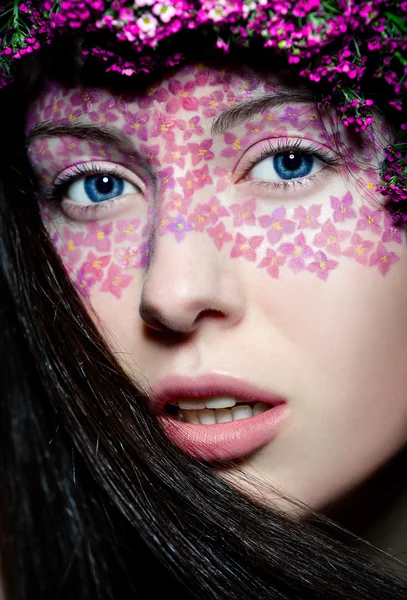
[67,173,140,204]
[273,152,314,179]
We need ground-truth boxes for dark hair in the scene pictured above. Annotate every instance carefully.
[1,34,407,600]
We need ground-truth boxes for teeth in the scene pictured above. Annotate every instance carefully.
[177,396,237,409]
[177,401,271,424]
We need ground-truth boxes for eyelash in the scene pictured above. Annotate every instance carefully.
[236,138,341,190]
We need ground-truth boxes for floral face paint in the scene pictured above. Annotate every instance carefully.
[26,65,407,514]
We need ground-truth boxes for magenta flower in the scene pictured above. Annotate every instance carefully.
[293,204,322,229]
[230,233,264,261]
[313,219,351,255]
[56,138,84,159]
[176,115,204,141]
[207,221,233,251]
[88,141,113,161]
[163,191,192,215]
[70,89,102,113]
[140,143,160,166]
[166,79,198,113]
[100,264,132,298]
[279,105,305,127]
[158,166,175,189]
[356,205,383,234]
[259,206,296,244]
[381,213,403,244]
[139,241,151,268]
[221,132,242,158]
[82,251,111,281]
[193,164,213,190]
[369,243,401,276]
[162,141,188,168]
[138,85,169,110]
[199,90,224,117]
[330,192,357,222]
[230,198,257,227]
[122,111,149,141]
[150,112,176,138]
[168,214,194,242]
[60,228,85,264]
[201,197,230,224]
[30,139,53,162]
[307,251,338,281]
[258,248,287,278]
[188,204,211,232]
[44,98,66,121]
[89,100,119,126]
[176,170,197,198]
[115,245,139,268]
[83,222,113,252]
[114,218,141,243]
[73,266,96,298]
[187,139,215,166]
[342,233,374,266]
[278,232,314,273]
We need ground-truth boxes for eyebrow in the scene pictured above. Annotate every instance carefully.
[210,90,316,136]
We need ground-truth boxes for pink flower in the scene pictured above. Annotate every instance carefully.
[83,222,113,252]
[342,233,374,266]
[201,197,230,224]
[369,243,401,276]
[89,100,119,126]
[259,206,296,244]
[162,141,188,168]
[100,264,132,298]
[166,79,199,113]
[230,198,257,227]
[280,105,305,127]
[176,115,204,141]
[199,90,225,117]
[136,13,158,34]
[55,138,83,159]
[73,266,96,297]
[122,111,149,141]
[258,248,287,278]
[150,112,176,138]
[82,251,111,280]
[168,214,194,242]
[381,213,403,244]
[230,233,264,261]
[88,141,112,161]
[278,232,314,273]
[138,85,169,110]
[163,191,192,214]
[356,205,383,234]
[152,2,176,22]
[188,204,211,232]
[70,89,102,113]
[207,221,233,250]
[114,218,141,243]
[140,143,160,166]
[176,170,197,198]
[44,98,66,121]
[293,204,322,229]
[330,192,357,222]
[158,166,175,189]
[115,245,139,268]
[193,164,213,189]
[187,139,215,165]
[139,241,151,268]
[214,165,233,192]
[221,132,242,157]
[313,219,351,255]
[307,251,338,281]
[60,228,85,264]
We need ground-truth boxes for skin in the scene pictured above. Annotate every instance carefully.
[26,65,407,525]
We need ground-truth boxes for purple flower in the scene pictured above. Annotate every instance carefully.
[168,215,194,242]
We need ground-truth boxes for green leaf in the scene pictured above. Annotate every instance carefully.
[384,12,407,34]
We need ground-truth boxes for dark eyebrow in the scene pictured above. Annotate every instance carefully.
[211,90,315,136]
[26,121,135,154]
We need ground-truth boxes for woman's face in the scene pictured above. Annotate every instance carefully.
[26,64,407,512]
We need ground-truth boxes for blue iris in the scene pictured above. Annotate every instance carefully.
[273,152,314,180]
[84,174,124,203]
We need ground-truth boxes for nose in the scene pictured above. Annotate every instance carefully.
[139,222,245,334]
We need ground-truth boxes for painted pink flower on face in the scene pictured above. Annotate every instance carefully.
[150,112,176,138]
[168,214,194,242]
[342,233,374,266]
[313,219,351,255]
[162,141,188,168]
[230,198,257,227]
[199,90,225,117]
[214,165,233,193]
[44,98,66,121]
[307,252,338,281]
[278,233,314,273]
[73,266,96,298]
[207,222,233,250]
[88,141,113,161]
[259,206,296,244]
[166,79,199,113]
[84,222,113,253]
[177,115,204,141]
[188,204,211,232]
[163,191,192,215]
[193,164,213,189]
[158,166,176,189]
[122,111,149,141]
[201,197,230,224]
[258,248,287,279]
[115,245,139,268]
[187,139,215,165]
[100,264,132,298]
[89,100,119,127]
[369,242,401,276]
[280,105,305,128]
[293,204,322,229]
[356,205,383,234]
[138,85,169,110]
[230,233,264,261]
[60,228,85,264]
[330,192,357,222]
[56,138,84,159]
[114,218,141,244]
[176,170,196,198]
[70,89,102,113]
[381,213,403,244]
[82,251,111,280]
[30,139,53,162]
[221,132,242,158]
[140,143,161,167]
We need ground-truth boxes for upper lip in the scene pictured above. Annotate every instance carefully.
[149,372,287,416]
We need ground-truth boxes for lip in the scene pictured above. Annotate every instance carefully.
[151,373,289,461]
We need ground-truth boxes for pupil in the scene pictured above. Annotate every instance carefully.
[282,151,302,171]
[96,175,114,194]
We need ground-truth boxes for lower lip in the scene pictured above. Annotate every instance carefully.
[158,404,288,461]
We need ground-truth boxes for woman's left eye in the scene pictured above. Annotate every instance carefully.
[67,173,140,204]
[248,151,322,181]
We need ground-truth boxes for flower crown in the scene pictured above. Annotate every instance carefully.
[1,0,407,219]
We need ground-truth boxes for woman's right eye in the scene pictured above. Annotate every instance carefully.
[67,173,140,204]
